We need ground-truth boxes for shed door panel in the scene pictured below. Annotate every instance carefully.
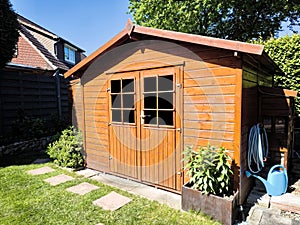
[109,73,138,179]
[108,68,182,191]
[140,68,180,190]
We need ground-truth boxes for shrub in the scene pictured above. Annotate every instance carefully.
[47,126,84,168]
[183,145,233,197]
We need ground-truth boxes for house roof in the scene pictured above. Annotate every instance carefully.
[19,24,69,70]
[17,15,85,71]
[64,19,279,78]
[18,15,84,52]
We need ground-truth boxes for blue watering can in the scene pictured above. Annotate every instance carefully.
[245,165,288,196]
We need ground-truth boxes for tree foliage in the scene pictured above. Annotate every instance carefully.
[129,0,300,42]
[0,0,19,68]
[261,35,300,116]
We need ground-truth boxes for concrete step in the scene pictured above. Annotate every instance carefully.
[271,193,300,214]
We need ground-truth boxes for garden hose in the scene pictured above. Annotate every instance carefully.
[247,124,268,173]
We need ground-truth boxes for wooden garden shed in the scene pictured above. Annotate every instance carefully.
[65,20,297,204]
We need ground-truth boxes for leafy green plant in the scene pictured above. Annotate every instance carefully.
[47,126,84,168]
[183,145,233,196]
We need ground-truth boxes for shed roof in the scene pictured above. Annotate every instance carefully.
[64,19,277,78]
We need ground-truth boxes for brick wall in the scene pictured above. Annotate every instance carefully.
[11,34,53,70]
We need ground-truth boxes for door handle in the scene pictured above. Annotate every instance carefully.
[141,114,151,119]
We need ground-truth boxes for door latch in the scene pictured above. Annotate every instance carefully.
[140,114,151,119]
[177,128,182,133]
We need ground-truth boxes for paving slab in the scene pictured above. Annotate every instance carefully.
[44,174,74,186]
[248,205,264,225]
[91,172,181,210]
[75,168,100,178]
[28,166,54,175]
[93,191,132,211]
[66,182,99,195]
[271,193,300,214]
[260,211,292,225]
[91,173,142,191]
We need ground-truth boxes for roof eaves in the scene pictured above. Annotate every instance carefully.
[6,62,54,71]
[64,19,268,78]
[64,22,131,78]
[58,37,85,52]
[18,14,58,40]
[132,25,264,55]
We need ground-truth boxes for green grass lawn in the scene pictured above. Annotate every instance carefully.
[0,163,220,225]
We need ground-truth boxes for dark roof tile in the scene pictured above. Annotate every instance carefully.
[19,24,70,71]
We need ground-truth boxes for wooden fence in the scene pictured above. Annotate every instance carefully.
[0,67,69,136]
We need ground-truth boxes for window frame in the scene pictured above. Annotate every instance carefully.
[142,74,175,128]
[110,78,136,125]
[64,44,76,64]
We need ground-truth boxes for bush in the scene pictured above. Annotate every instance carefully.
[47,126,84,168]
[12,116,45,140]
[1,110,70,145]
[183,145,233,197]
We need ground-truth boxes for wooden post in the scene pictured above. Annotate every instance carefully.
[287,97,295,171]
[55,69,62,119]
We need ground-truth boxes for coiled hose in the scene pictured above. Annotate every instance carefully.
[247,124,268,173]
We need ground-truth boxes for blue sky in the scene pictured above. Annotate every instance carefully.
[11,0,133,55]
[11,1,297,56]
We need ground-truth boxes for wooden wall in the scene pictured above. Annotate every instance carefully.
[240,62,274,203]
[74,39,242,186]
[0,68,69,136]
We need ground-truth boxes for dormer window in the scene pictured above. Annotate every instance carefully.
[64,44,75,64]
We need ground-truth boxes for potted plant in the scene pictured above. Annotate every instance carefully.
[182,145,239,225]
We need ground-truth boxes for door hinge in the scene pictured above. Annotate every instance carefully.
[177,128,182,133]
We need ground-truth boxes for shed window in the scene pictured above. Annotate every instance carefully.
[143,75,174,126]
[64,44,76,64]
[110,78,135,124]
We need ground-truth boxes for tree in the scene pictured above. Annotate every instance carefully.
[128,0,300,42]
[262,35,300,116]
[0,0,19,68]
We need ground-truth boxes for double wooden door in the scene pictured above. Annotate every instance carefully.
[108,67,182,191]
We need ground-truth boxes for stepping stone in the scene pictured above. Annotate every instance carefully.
[28,166,54,175]
[66,182,99,195]
[44,174,74,186]
[93,191,132,211]
[32,158,50,164]
[75,168,99,178]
